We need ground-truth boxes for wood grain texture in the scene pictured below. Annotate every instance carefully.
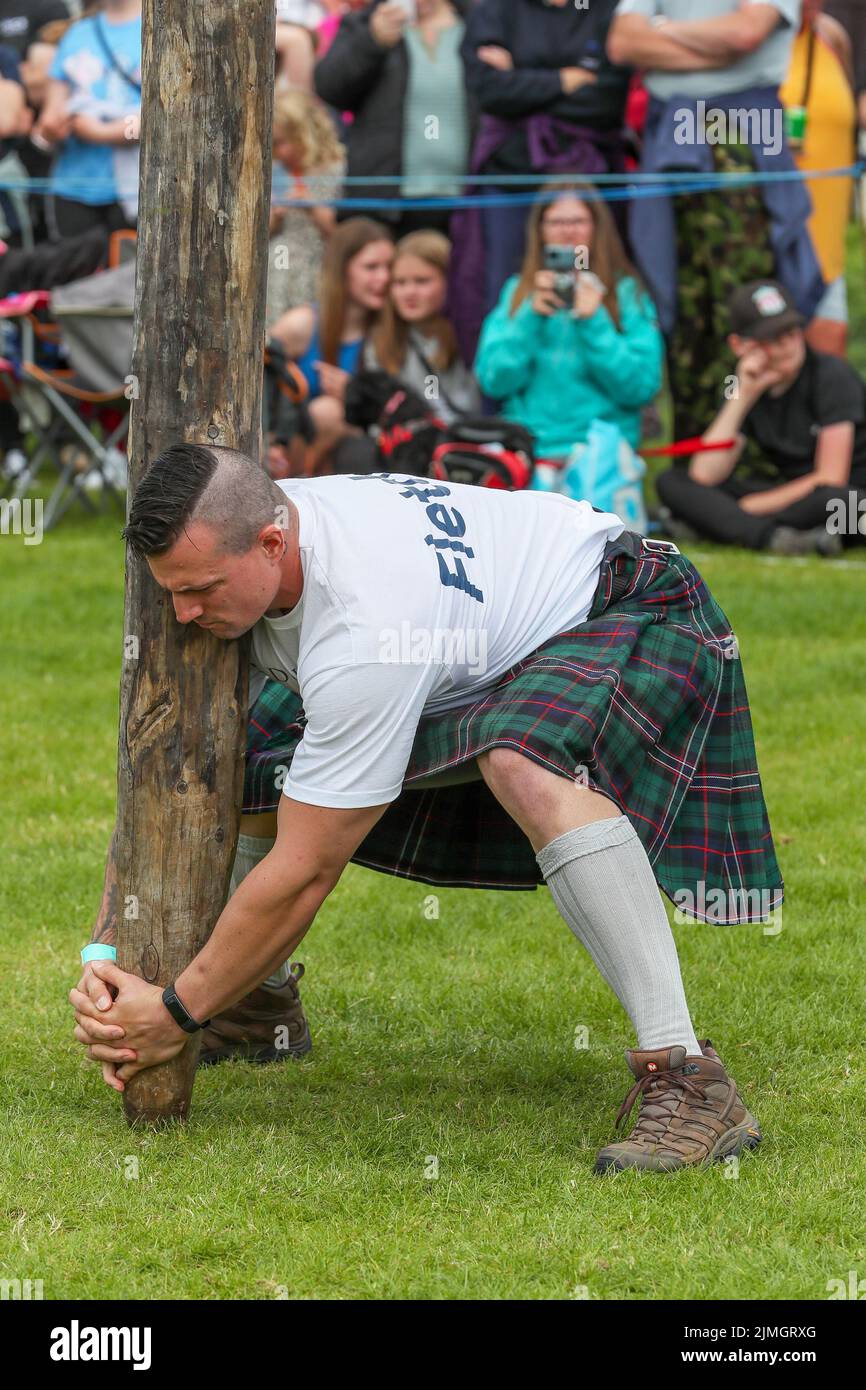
[116,0,275,1124]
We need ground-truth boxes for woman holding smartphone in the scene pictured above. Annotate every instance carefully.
[474,182,663,476]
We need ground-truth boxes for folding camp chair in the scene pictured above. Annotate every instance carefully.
[3,248,136,528]
[0,291,59,500]
[0,291,128,527]
[17,360,129,528]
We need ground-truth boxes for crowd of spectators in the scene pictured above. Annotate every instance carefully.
[1,0,865,553]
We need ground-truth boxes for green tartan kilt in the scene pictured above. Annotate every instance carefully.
[243,548,783,924]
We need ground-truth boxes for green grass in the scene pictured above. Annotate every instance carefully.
[1,240,866,1302]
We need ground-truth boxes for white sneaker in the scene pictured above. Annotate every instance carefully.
[1,448,27,481]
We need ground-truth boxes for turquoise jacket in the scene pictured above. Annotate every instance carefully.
[474,275,664,456]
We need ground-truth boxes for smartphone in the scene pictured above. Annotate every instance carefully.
[390,0,417,18]
[543,245,577,307]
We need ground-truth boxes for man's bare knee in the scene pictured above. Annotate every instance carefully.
[477,748,536,801]
[477,747,619,851]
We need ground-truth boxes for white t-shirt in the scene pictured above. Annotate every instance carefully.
[250,474,624,809]
[613,0,801,100]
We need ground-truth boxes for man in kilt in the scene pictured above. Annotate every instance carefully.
[70,445,782,1173]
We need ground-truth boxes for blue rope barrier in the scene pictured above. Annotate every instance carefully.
[1,164,861,211]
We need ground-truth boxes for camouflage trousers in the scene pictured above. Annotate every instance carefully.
[668,142,776,447]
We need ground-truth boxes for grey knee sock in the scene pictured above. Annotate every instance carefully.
[536,817,700,1056]
[230,833,294,989]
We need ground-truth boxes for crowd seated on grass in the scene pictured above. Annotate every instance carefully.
[1,0,864,551]
[656,279,866,555]
[363,228,480,425]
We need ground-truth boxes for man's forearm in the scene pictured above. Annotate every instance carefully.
[73,115,134,146]
[690,395,753,483]
[173,857,336,1024]
[664,20,741,62]
[740,472,827,515]
[607,16,734,70]
[90,828,120,946]
[663,8,781,63]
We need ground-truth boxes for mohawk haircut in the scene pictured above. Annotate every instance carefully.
[122,444,282,560]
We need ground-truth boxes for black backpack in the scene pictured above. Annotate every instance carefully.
[431,416,536,491]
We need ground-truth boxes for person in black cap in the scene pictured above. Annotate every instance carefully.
[656,278,866,554]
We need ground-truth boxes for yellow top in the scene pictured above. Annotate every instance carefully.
[780,24,856,284]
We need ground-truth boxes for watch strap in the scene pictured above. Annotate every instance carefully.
[162,983,210,1034]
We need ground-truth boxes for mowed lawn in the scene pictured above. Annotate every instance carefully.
[1,236,865,1302]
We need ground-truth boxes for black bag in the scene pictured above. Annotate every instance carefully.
[263,339,313,445]
[431,416,536,491]
[405,334,536,489]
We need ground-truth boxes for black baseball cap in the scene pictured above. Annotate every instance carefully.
[727,280,806,341]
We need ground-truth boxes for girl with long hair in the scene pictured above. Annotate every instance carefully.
[269,216,394,468]
[366,230,479,424]
[475,181,663,476]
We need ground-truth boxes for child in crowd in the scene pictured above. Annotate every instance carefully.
[267,84,345,324]
[656,280,866,555]
[268,216,394,470]
[365,230,479,425]
[37,0,142,238]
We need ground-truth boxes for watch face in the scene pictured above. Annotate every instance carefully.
[163,985,200,1032]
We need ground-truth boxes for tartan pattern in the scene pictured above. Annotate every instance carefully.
[243,549,783,923]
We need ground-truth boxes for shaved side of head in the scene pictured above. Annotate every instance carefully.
[123,443,288,560]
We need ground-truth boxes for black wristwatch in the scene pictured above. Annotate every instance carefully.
[162,982,211,1034]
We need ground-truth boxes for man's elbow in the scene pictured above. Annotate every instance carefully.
[266,863,339,926]
[687,466,707,484]
[814,466,852,491]
[606,20,637,68]
[687,459,716,485]
[727,14,780,57]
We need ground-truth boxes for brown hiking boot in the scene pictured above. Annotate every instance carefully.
[198,962,312,1067]
[594,1039,761,1173]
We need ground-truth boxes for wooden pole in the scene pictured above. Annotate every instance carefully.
[116,0,275,1124]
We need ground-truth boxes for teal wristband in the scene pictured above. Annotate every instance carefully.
[80,943,117,965]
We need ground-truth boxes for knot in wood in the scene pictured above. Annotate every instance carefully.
[141,943,160,983]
